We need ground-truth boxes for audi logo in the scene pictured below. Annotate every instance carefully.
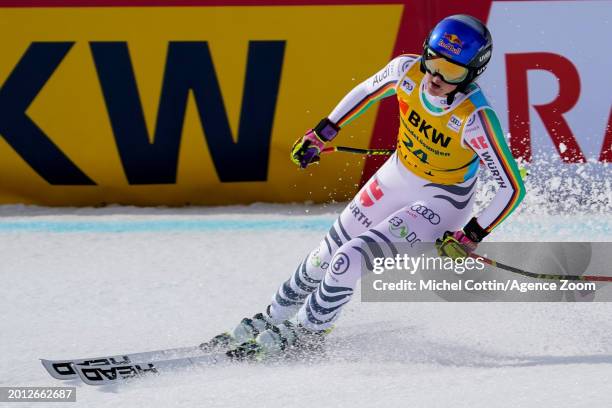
[410,204,441,225]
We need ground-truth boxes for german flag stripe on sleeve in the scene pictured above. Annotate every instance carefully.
[336,80,397,128]
[477,109,526,232]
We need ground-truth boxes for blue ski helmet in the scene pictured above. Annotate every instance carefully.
[420,14,492,89]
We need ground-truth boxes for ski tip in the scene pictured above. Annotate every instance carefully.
[41,359,78,381]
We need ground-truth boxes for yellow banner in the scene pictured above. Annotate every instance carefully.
[0,6,402,205]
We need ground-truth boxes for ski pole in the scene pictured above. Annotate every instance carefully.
[321,146,394,156]
[469,253,612,282]
[322,145,529,178]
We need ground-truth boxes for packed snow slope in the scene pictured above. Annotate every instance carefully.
[0,201,610,408]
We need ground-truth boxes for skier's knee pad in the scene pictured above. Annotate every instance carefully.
[322,242,363,288]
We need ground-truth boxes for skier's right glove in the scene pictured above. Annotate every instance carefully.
[290,118,340,169]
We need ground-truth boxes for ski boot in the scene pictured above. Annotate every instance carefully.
[200,307,276,353]
[227,320,329,360]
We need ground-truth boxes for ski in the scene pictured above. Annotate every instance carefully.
[41,335,233,381]
[75,341,325,386]
[41,346,204,380]
[75,352,237,386]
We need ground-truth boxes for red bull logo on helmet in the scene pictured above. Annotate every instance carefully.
[438,32,463,55]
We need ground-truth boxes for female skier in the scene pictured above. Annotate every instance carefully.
[205,14,525,358]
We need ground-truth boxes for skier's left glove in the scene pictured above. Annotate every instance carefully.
[436,217,488,259]
[290,118,340,169]
[436,230,477,259]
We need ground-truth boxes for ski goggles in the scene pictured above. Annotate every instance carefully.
[423,49,470,84]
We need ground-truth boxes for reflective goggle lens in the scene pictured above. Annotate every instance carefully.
[424,49,469,84]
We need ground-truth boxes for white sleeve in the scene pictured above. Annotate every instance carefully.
[328,55,418,128]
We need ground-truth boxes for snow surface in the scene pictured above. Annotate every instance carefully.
[0,203,611,407]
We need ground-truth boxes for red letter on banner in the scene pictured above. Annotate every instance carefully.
[506,53,585,163]
[600,107,612,162]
